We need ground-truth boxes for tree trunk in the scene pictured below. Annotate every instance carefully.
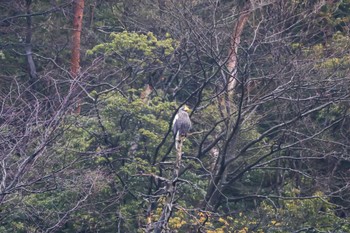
[210,2,252,210]
[71,0,85,114]
[151,138,184,233]
[226,2,251,99]
[88,0,96,28]
[25,0,37,82]
[217,1,251,122]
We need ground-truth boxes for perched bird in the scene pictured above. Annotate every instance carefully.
[172,105,191,149]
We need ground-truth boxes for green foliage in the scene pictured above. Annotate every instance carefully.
[259,190,350,232]
[87,31,177,66]
[100,90,176,151]
[51,90,181,231]
[179,191,350,233]
[298,31,350,71]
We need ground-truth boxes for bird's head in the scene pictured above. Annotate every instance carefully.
[180,105,191,113]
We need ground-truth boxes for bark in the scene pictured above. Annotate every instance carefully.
[209,2,251,208]
[226,2,251,98]
[71,0,85,114]
[71,0,84,78]
[151,138,184,233]
[218,1,251,118]
[25,0,37,82]
[208,2,251,209]
[88,0,96,28]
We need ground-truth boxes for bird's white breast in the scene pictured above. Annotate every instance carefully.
[172,113,179,126]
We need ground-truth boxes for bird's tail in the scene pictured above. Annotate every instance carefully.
[175,131,180,150]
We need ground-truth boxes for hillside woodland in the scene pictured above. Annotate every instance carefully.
[1,0,350,232]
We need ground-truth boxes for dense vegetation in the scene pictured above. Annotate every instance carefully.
[1,0,350,232]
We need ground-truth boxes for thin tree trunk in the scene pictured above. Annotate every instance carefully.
[218,2,251,118]
[25,0,37,82]
[226,2,251,99]
[71,0,85,114]
[210,2,252,210]
[88,0,96,28]
[151,138,184,233]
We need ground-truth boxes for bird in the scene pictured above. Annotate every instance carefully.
[172,105,191,150]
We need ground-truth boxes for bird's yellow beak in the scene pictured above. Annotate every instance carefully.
[183,105,191,112]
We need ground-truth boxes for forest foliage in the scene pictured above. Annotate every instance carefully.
[1,0,350,232]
